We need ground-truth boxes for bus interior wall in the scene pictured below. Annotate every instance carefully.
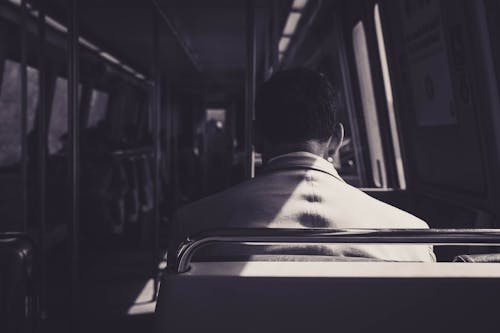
[383,0,500,230]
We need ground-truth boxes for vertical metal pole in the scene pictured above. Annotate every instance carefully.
[245,0,256,179]
[37,0,48,326]
[67,0,80,329]
[151,6,161,300]
[263,8,269,79]
[271,0,279,71]
[20,0,28,233]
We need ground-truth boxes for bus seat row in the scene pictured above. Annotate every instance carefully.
[80,151,155,242]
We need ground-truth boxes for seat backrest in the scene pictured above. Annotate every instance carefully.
[0,236,33,333]
[137,155,153,212]
[123,157,139,223]
[154,261,500,333]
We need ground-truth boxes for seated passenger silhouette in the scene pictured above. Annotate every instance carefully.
[168,68,435,264]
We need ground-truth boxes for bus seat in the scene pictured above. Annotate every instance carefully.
[0,235,33,333]
[453,253,500,262]
[123,157,140,224]
[109,160,128,234]
[154,261,500,333]
[137,155,153,212]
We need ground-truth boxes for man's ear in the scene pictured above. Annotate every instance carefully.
[330,122,344,156]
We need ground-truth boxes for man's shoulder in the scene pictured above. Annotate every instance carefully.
[175,172,429,231]
[325,180,429,229]
[356,189,429,229]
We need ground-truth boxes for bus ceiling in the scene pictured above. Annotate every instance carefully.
[19,0,320,94]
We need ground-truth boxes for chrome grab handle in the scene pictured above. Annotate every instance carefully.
[175,228,500,273]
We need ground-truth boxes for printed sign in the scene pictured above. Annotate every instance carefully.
[402,0,456,126]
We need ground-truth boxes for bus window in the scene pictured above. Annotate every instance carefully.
[48,77,68,154]
[0,60,39,167]
[87,90,109,128]
[206,108,226,129]
[26,66,39,132]
[352,21,388,188]
[48,77,81,154]
[374,3,406,189]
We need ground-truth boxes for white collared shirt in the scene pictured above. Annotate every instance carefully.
[266,151,343,182]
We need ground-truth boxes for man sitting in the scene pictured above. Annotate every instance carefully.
[168,68,435,264]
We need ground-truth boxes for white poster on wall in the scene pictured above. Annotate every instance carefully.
[402,0,456,126]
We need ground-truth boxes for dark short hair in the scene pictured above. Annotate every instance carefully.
[255,68,337,144]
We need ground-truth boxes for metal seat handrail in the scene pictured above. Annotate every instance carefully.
[175,228,500,272]
[0,231,30,240]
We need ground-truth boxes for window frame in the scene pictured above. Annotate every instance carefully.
[373,2,407,189]
[339,0,408,190]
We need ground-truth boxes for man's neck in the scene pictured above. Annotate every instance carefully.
[263,140,329,163]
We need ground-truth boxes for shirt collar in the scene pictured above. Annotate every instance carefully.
[265,151,343,182]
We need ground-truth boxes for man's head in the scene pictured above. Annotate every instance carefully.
[255,68,343,160]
